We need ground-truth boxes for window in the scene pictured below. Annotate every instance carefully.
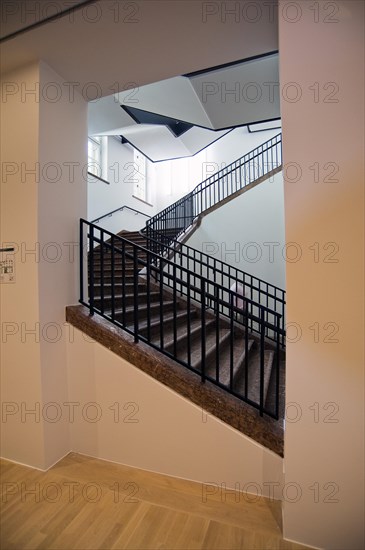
[88,136,102,177]
[133,149,148,202]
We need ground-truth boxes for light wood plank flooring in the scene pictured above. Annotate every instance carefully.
[1,453,310,549]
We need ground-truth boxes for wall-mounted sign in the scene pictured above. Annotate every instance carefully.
[0,248,15,283]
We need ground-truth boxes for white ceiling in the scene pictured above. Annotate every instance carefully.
[88,54,280,162]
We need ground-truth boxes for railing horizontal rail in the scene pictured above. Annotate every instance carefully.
[92,205,152,224]
[87,172,110,185]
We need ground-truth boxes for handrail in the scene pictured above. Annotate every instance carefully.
[145,133,282,245]
[91,205,152,224]
[80,219,283,419]
[87,172,110,185]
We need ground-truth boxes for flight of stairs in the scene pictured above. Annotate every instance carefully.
[89,230,280,414]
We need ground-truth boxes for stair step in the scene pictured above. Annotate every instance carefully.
[93,252,148,262]
[219,339,255,388]
[138,310,196,338]
[109,301,176,323]
[192,327,231,371]
[237,349,275,407]
[90,262,147,271]
[89,263,139,271]
[91,282,147,297]
[162,318,216,355]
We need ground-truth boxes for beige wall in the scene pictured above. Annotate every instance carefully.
[0,63,45,467]
[38,61,88,467]
[0,62,88,469]
[67,328,283,497]
[279,1,364,548]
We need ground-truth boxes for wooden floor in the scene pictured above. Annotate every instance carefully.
[1,453,310,550]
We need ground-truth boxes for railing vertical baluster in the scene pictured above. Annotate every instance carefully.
[111,235,115,321]
[122,240,126,327]
[259,307,265,416]
[229,292,234,391]
[89,224,95,316]
[282,293,286,347]
[133,245,139,343]
[159,260,164,350]
[100,229,105,315]
[146,250,151,341]
[275,314,281,419]
[173,264,177,357]
[201,279,206,383]
[187,271,191,367]
[266,283,269,337]
[79,220,84,304]
[215,285,220,383]
[244,304,249,399]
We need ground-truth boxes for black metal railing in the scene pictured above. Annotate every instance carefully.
[87,171,110,185]
[92,205,152,225]
[145,133,282,246]
[140,232,286,346]
[80,219,284,419]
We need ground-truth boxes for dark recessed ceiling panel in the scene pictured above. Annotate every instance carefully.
[122,106,193,137]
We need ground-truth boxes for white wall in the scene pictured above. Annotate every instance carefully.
[0,61,88,470]
[279,1,364,549]
[88,137,157,233]
[88,127,281,235]
[185,172,285,291]
[67,327,283,497]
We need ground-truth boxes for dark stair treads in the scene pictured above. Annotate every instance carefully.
[191,325,231,371]
[92,274,141,284]
[218,338,255,389]
[162,318,216,355]
[110,301,176,324]
[235,348,275,407]
[93,292,161,309]
[91,282,147,297]
[138,310,197,338]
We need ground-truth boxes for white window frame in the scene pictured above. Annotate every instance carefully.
[133,149,148,202]
[88,136,102,177]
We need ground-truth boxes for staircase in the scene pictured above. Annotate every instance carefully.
[69,135,286,454]
[82,224,284,419]
[145,133,282,249]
